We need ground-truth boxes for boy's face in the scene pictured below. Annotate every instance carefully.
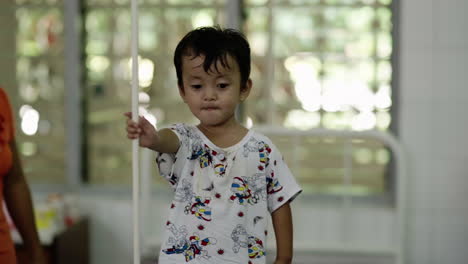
[179,54,251,127]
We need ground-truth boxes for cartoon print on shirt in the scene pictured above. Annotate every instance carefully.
[156,153,178,187]
[190,143,213,168]
[213,163,226,177]
[242,137,260,157]
[253,216,264,226]
[229,177,252,205]
[230,175,266,205]
[250,173,268,202]
[171,124,214,170]
[242,138,272,165]
[231,225,265,259]
[266,171,283,194]
[184,196,212,222]
[174,179,195,202]
[163,223,217,262]
[257,141,272,169]
[214,151,227,162]
[190,142,230,175]
[174,180,212,222]
[202,182,214,192]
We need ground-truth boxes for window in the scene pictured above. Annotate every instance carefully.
[9,0,65,183]
[243,0,395,196]
[6,0,396,196]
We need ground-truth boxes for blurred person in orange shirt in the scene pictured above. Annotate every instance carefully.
[0,87,46,264]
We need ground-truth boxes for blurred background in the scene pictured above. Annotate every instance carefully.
[0,0,467,263]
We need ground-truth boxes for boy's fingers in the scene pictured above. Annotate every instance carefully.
[127,130,139,137]
[125,112,143,139]
[127,125,141,133]
[126,118,139,127]
[124,112,140,119]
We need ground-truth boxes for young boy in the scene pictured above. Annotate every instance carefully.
[126,26,302,264]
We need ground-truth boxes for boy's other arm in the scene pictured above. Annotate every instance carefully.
[272,202,293,264]
[151,128,180,153]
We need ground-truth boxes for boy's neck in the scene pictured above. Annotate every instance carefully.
[196,120,249,148]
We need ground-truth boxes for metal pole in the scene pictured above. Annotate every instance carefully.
[131,0,140,263]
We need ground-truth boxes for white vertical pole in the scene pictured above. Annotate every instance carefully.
[131,0,140,263]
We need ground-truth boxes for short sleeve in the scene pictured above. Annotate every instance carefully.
[155,123,191,190]
[266,144,302,213]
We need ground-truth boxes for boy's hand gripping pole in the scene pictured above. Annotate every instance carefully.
[131,0,140,263]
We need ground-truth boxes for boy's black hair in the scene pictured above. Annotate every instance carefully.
[174,26,251,89]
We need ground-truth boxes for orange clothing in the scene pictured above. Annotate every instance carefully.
[0,87,14,179]
[0,87,17,263]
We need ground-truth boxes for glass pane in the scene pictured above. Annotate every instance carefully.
[165,8,220,49]
[114,0,129,5]
[266,134,389,195]
[273,8,320,57]
[113,9,132,56]
[377,32,392,58]
[87,0,113,4]
[14,4,65,183]
[167,0,216,4]
[140,10,161,52]
[377,7,392,31]
[326,0,372,4]
[378,0,392,5]
[246,0,268,5]
[86,10,112,55]
[244,7,272,125]
[288,0,321,4]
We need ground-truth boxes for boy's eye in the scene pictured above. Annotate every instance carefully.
[191,84,202,89]
[217,83,229,89]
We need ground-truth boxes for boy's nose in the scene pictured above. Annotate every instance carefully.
[203,87,217,101]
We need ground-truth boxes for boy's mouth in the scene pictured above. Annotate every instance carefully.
[201,106,219,111]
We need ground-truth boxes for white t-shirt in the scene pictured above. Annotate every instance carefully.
[156,123,302,264]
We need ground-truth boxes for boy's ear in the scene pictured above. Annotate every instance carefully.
[178,83,187,103]
[240,79,252,102]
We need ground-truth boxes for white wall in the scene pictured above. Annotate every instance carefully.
[400,0,468,264]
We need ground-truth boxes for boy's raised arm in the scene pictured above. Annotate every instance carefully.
[151,128,180,153]
[125,112,180,154]
[272,202,293,264]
